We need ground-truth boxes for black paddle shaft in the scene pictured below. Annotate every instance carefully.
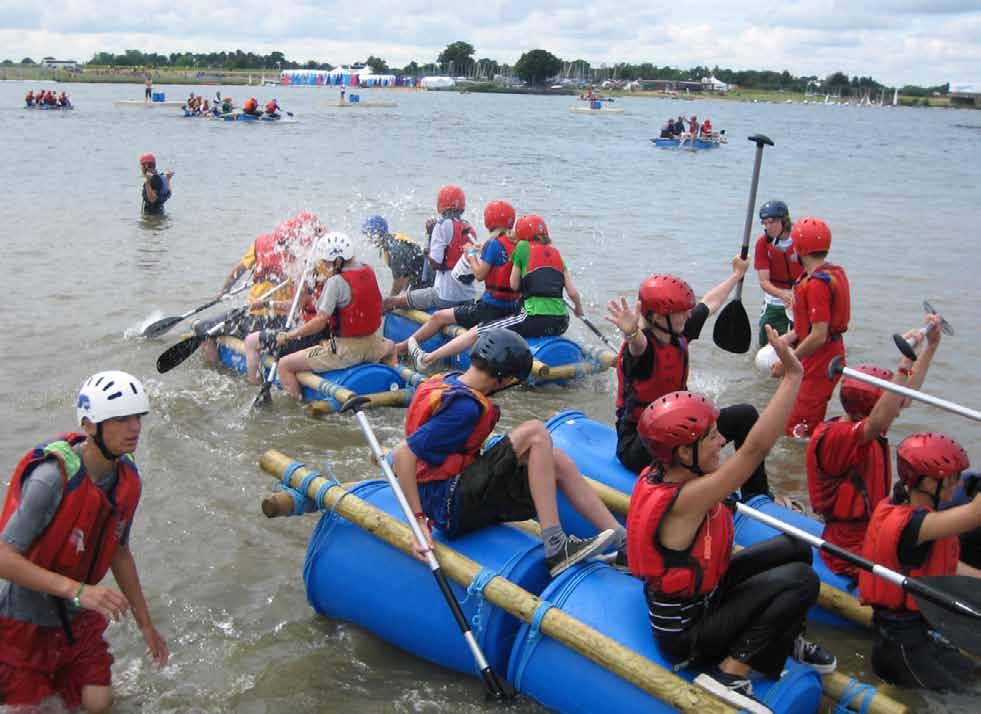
[734,134,774,302]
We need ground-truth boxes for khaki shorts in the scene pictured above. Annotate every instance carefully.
[304,330,393,372]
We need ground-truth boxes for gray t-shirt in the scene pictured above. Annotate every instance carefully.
[430,218,477,303]
[314,266,355,316]
[0,443,128,627]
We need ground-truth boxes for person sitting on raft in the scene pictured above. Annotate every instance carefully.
[628,330,836,714]
[673,116,686,136]
[700,118,713,137]
[400,200,522,370]
[265,99,281,118]
[250,231,395,401]
[25,90,34,107]
[242,97,261,117]
[605,263,774,502]
[383,184,477,313]
[361,215,427,297]
[406,214,582,371]
[859,432,981,691]
[659,118,675,139]
[807,317,942,579]
[393,328,622,577]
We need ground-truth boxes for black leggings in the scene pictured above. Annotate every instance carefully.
[870,611,978,691]
[617,403,770,500]
[652,535,818,679]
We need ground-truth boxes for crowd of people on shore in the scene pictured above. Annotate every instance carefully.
[24,89,72,108]
[2,178,979,712]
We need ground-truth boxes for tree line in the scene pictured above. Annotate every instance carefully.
[6,45,950,96]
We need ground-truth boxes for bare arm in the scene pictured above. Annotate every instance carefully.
[221,261,249,293]
[563,269,583,316]
[793,321,828,361]
[699,256,749,315]
[860,361,913,442]
[918,494,981,545]
[605,297,647,356]
[471,257,492,281]
[509,263,521,292]
[957,561,981,578]
[392,442,433,560]
[757,268,792,304]
[111,545,169,664]
[144,174,158,202]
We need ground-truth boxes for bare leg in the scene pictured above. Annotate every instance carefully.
[243,331,263,384]
[276,350,315,400]
[390,277,409,296]
[508,421,561,529]
[81,684,113,713]
[395,307,457,353]
[201,339,220,366]
[383,293,410,312]
[423,326,480,365]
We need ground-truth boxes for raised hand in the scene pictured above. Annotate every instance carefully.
[605,297,640,336]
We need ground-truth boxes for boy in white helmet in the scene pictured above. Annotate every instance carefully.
[0,371,168,710]
[260,232,395,400]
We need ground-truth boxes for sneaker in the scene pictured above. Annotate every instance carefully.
[693,671,772,714]
[597,548,630,572]
[544,530,616,577]
[793,635,837,674]
[406,336,429,372]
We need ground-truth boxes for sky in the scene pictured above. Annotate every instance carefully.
[1,1,979,86]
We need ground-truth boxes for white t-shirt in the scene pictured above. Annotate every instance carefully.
[429,217,476,302]
[763,236,795,306]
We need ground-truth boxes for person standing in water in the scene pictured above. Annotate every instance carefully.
[144,74,152,102]
[139,153,173,215]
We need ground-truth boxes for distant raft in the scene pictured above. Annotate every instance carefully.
[570,102,625,114]
[651,137,722,150]
[24,104,73,111]
[383,309,616,385]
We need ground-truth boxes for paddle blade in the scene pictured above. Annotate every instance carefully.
[156,336,204,373]
[713,299,752,354]
[251,382,273,409]
[142,315,182,338]
[912,575,981,656]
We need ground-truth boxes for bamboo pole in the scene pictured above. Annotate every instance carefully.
[307,390,410,416]
[259,450,736,713]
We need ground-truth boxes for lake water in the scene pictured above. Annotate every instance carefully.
[2,81,980,712]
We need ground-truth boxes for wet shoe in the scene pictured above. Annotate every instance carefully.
[406,336,429,372]
[597,548,629,572]
[694,670,772,714]
[793,635,837,674]
[545,530,616,577]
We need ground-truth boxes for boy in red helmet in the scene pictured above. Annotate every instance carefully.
[384,185,477,313]
[771,217,850,438]
[139,152,174,215]
[806,316,943,578]
[859,432,981,690]
[628,329,835,713]
[400,200,522,369]
[605,258,777,501]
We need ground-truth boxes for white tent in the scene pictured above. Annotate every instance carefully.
[701,75,730,92]
[420,76,456,89]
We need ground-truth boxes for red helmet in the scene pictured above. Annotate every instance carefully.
[515,214,549,242]
[896,432,969,489]
[638,275,695,315]
[839,364,893,418]
[484,200,516,231]
[791,217,831,256]
[139,153,156,166]
[639,391,719,466]
[436,184,466,213]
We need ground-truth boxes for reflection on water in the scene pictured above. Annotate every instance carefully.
[0,81,979,713]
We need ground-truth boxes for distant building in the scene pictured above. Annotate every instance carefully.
[41,57,79,70]
[949,82,980,108]
[638,79,704,93]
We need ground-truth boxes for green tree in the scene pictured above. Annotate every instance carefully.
[475,57,499,79]
[514,49,563,86]
[402,60,420,75]
[20,57,35,64]
[437,41,475,76]
[365,55,390,73]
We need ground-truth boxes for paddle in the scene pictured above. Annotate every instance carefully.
[736,502,981,656]
[892,300,954,361]
[565,299,617,351]
[829,356,981,422]
[339,396,517,701]
[713,134,774,354]
[142,281,252,338]
[155,279,290,374]
[251,255,315,408]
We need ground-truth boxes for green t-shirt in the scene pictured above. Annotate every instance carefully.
[510,240,567,316]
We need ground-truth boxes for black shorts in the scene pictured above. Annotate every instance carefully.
[615,416,651,475]
[449,436,536,537]
[195,311,287,339]
[508,314,569,339]
[453,300,520,329]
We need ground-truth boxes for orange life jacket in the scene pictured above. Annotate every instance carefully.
[859,501,959,611]
[627,468,733,598]
[404,375,500,484]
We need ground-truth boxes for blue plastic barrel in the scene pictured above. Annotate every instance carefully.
[507,561,821,714]
[320,363,402,394]
[591,100,602,109]
[152,92,165,102]
[350,94,360,103]
[304,480,550,676]
[734,495,860,629]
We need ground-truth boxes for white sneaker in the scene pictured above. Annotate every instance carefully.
[407,336,429,372]
[694,672,772,714]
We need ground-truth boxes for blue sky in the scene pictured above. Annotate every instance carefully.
[1,1,978,86]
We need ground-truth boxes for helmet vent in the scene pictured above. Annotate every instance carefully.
[100,380,116,392]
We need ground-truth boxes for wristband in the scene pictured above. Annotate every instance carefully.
[897,367,912,377]
[625,328,640,340]
[72,583,86,608]
[413,512,427,521]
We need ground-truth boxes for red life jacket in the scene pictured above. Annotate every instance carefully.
[0,434,141,588]
[300,281,325,324]
[519,242,565,299]
[266,100,278,113]
[404,375,501,484]
[331,264,383,337]
[627,469,733,598]
[615,331,689,422]
[859,501,959,611]
[483,233,520,302]
[244,98,258,112]
[252,233,289,283]
[793,262,850,338]
[758,234,804,289]
[440,219,477,271]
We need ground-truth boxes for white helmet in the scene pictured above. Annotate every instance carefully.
[315,231,354,263]
[76,371,150,426]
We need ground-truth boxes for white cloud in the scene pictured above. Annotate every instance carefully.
[1,0,978,85]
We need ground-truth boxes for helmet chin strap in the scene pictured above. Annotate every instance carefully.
[93,423,123,462]
[912,479,943,510]
[680,437,707,477]
[652,314,685,340]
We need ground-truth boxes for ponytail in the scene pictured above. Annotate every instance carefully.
[891,480,910,504]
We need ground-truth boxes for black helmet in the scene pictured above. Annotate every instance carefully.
[471,329,533,381]
[759,200,789,221]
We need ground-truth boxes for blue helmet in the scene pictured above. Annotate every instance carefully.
[362,215,389,237]
[759,200,789,221]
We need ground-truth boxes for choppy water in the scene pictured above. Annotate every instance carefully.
[2,81,980,712]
